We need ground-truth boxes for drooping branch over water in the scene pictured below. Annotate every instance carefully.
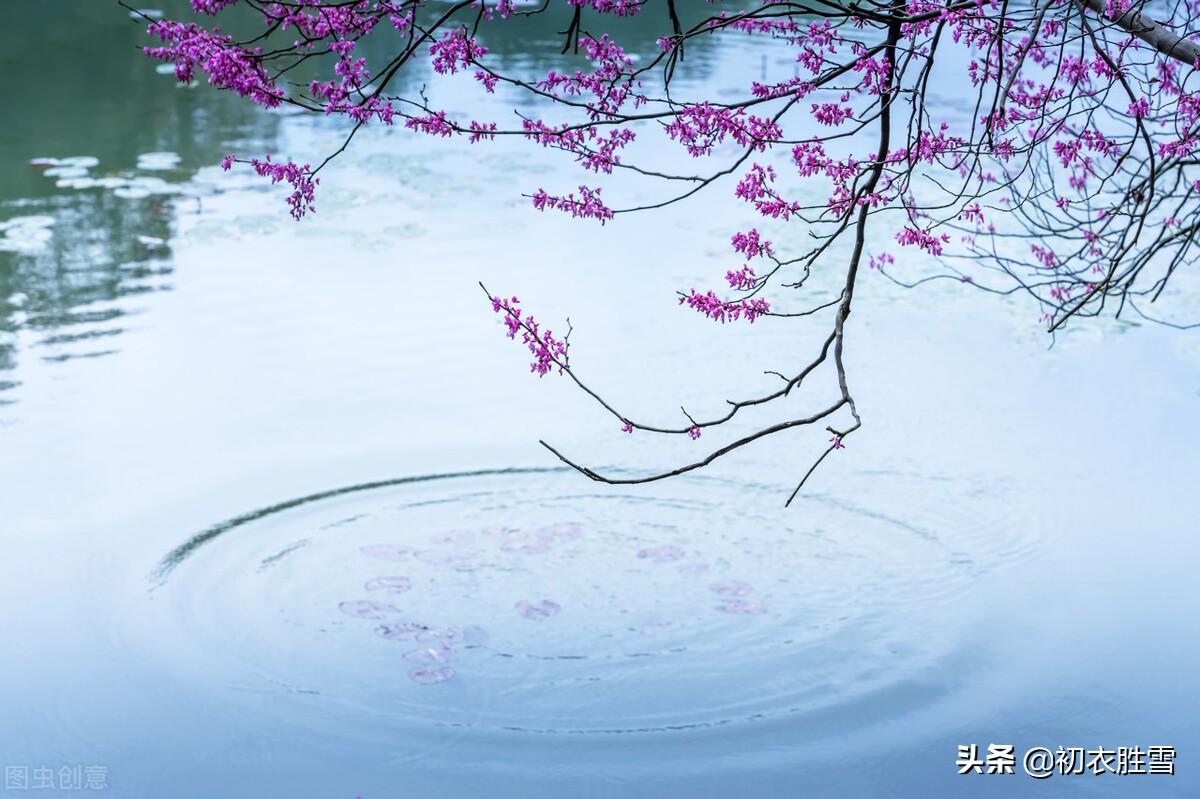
[135,0,1200,498]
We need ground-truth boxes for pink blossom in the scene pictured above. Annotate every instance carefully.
[248,156,318,220]
[730,229,772,258]
[868,252,895,270]
[430,29,487,75]
[896,226,950,256]
[679,290,770,323]
[725,266,757,290]
[144,20,282,108]
[489,295,568,377]
[665,103,782,157]
[531,185,614,224]
[405,112,456,138]
[811,102,854,126]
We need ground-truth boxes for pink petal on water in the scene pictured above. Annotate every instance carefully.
[408,665,454,685]
[515,599,562,621]
[709,579,753,597]
[375,621,426,641]
[338,600,398,619]
[541,522,583,542]
[715,598,767,615]
[637,544,685,563]
[365,575,413,594]
[404,647,452,665]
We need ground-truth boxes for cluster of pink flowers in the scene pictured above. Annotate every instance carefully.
[736,164,801,220]
[405,111,456,138]
[489,296,568,377]
[1128,98,1152,119]
[522,121,636,174]
[537,35,640,116]
[896,226,950,256]
[679,290,770,323]
[308,42,397,125]
[1053,138,1083,168]
[568,0,641,16]
[1048,283,1074,300]
[1104,0,1133,18]
[1060,55,1091,85]
[730,229,772,259]
[791,140,831,176]
[578,128,638,173]
[790,140,868,217]
[717,13,801,36]
[1030,244,1058,269]
[868,252,895,270]
[264,2,378,39]
[1158,136,1197,159]
[190,0,238,13]
[853,54,892,95]
[530,185,614,224]
[750,77,816,100]
[247,157,319,221]
[523,120,586,149]
[144,20,282,108]
[811,102,854,127]
[430,29,488,75]
[468,121,498,143]
[911,126,965,165]
[665,104,782,157]
[474,69,500,93]
[725,266,758,291]
[142,0,1200,383]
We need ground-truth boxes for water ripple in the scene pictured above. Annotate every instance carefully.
[144,467,1040,747]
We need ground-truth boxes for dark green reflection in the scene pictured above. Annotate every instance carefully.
[0,1,278,404]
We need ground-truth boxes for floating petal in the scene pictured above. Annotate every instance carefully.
[338,600,397,619]
[709,580,754,597]
[516,599,561,621]
[408,665,454,685]
[637,544,685,563]
[715,598,767,615]
[365,576,412,594]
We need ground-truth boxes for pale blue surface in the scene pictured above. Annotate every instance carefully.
[1,3,1197,797]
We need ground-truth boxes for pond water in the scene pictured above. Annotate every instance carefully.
[1,2,1198,797]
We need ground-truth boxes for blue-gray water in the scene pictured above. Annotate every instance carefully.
[1,3,1197,797]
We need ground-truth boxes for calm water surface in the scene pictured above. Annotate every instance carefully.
[1,3,1198,797]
